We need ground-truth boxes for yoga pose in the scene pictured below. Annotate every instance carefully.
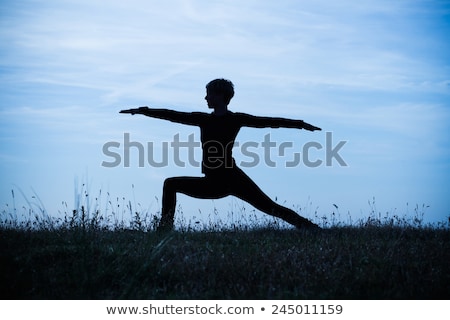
[120,79,321,230]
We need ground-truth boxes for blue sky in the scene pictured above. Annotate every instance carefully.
[1,0,449,226]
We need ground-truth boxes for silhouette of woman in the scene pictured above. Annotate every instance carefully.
[120,79,321,230]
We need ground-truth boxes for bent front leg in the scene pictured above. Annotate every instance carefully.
[159,176,228,230]
[159,178,177,230]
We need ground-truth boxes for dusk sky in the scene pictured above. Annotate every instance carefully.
[1,0,449,227]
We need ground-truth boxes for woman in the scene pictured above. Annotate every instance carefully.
[120,79,321,230]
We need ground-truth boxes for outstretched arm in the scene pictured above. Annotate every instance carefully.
[237,113,321,131]
[120,107,204,126]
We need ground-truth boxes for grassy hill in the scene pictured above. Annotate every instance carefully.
[1,214,448,299]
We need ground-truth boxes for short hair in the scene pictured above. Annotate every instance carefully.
[206,78,235,105]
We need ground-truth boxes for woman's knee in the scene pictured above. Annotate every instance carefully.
[163,177,178,192]
[163,177,197,194]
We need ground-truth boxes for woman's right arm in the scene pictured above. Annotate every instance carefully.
[120,107,205,126]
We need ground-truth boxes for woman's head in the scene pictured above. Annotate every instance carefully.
[205,78,235,106]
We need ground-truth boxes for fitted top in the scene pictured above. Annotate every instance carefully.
[141,109,304,175]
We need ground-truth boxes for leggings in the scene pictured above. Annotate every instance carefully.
[160,166,314,229]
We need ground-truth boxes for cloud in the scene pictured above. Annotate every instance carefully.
[3,0,448,105]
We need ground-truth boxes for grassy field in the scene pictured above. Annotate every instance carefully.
[1,205,449,299]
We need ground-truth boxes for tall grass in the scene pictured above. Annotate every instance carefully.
[2,187,446,232]
[1,187,449,299]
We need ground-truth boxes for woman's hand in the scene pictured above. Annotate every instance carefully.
[301,121,321,131]
[119,106,149,115]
